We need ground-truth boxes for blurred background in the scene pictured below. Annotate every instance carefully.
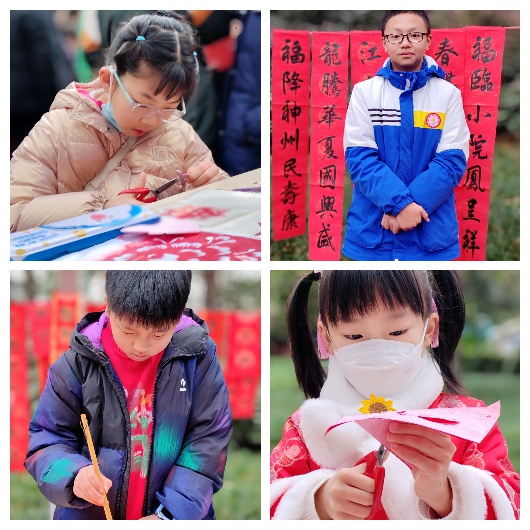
[270,10,520,261]
[10,9,261,177]
[10,270,261,520]
[270,270,520,473]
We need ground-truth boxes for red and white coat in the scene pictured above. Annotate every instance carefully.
[271,393,519,520]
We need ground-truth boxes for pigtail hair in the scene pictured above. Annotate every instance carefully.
[286,272,326,399]
[430,270,467,395]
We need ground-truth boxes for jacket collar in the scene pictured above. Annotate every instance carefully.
[72,308,207,362]
[376,55,445,91]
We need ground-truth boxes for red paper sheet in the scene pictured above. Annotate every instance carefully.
[308,32,349,260]
[272,30,311,241]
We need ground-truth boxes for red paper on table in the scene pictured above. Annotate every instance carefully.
[28,301,51,393]
[309,32,349,260]
[272,29,311,241]
[457,26,505,260]
[326,401,500,469]
[50,292,80,365]
[10,303,30,471]
[98,232,260,261]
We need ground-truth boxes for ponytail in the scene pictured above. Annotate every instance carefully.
[430,270,466,394]
[286,272,326,399]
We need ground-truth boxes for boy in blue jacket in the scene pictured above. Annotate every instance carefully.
[343,10,470,260]
[25,270,232,520]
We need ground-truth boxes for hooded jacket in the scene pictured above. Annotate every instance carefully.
[343,56,470,261]
[25,309,232,520]
[10,79,229,232]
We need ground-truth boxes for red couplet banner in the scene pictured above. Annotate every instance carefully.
[308,32,349,260]
[28,301,51,393]
[272,27,507,260]
[458,27,505,260]
[271,30,311,241]
[10,303,30,471]
[50,292,80,365]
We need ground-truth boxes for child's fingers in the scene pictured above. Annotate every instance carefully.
[421,207,430,222]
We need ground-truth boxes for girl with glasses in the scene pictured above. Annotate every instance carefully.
[11,11,229,232]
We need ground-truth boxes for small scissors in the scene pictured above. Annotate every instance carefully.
[356,444,387,519]
[118,172,187,203]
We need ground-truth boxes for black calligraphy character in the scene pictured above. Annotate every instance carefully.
[282,71,304,96]
[282,209,299,231]
[472,36,497,64]
[281,180,300,205]
[463,165,485,192]
[470,67,493,92]
[466,104,492,124]
[359,42,381,65]
[319,165,337,189]
[316,195,338,218]
[469,134,488,160]
[321,72,342,97]
[318,105,342,129]
[281,100,302,124]
[280,129,300,151]
[319,42,341,67]
[318,136,338,159]
[281,39,306,64]
[462,229,480,257]
[434,37,458,67]
[463,197,480,222]
[445,71,456,84]
[284,158,301,178]
[317,222,335,251]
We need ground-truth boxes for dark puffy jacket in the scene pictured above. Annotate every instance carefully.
[25,309,232,520]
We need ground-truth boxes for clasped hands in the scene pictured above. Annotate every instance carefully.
[381,202,429,234]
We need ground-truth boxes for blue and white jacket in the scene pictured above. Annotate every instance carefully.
[343,55,470,261]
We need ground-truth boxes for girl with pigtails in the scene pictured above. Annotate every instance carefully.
[11,11,228,232]
[270,270,519,520]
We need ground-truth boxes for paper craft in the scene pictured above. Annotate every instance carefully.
[121,217,200,236]
[326,401,500,446]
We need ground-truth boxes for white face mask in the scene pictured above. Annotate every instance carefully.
[328,320,428,398]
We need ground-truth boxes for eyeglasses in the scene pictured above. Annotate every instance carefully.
[108,66,186,122]
[384,32,428,45]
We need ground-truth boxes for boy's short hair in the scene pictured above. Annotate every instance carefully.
[105,270,192,328]
[381,10,431,35]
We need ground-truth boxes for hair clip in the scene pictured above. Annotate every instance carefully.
[136,35,146,41]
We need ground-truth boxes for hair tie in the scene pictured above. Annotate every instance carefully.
[136,35,146,41]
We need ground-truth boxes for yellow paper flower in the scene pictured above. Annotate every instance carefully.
[359,394,396,414]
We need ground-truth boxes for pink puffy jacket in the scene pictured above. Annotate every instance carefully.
[10,79,228,232]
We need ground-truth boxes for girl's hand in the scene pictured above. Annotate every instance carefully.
[139,515,160,520]
[73,465,112,507]
[186,160,224,188]
[314,462,375,520]
[381,214,400,234]
[103,171,147,209]
[387,422,456,517]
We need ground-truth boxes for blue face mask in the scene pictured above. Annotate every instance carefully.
[102,94,121,132]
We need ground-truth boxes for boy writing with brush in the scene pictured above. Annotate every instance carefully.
[25,270,232,520]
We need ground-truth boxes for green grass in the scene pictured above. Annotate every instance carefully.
[10,440,260,520]
[270,140,519,261]
[270,355,520,472]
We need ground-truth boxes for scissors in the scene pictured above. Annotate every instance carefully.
[118,171,188,203]
[355,444,387,519]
